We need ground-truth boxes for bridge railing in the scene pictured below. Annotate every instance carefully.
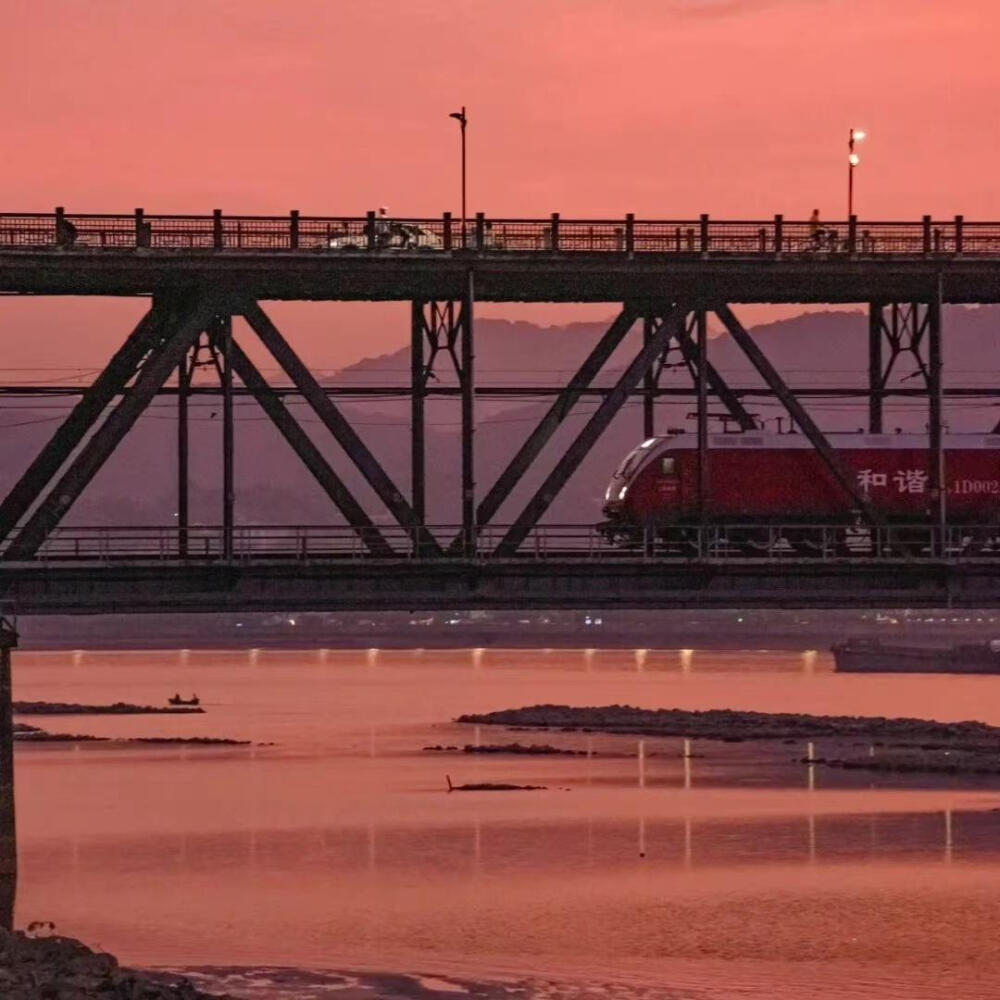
[3,210,999,257]
[8,523,1000,563]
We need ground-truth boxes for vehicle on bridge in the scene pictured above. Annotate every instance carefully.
[601,431,1000,553]
[327,221,443,251]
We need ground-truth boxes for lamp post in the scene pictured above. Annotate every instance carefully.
[848,127,866,218]
[449,107,467,247]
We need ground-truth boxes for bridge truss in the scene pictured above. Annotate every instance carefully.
[0,209,999,611]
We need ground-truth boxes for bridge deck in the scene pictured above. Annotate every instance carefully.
[2,524,999,613]
[3,212,1000,302]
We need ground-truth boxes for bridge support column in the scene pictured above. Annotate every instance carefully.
[868,302,884,432]
[696,310,709,521]
[218,315,235,561]
[411,302,426,528]
[642,318,656,440]
[0,617,18,931]
[461,271,475,555]
[177,345,192,557]
[929,281,946,541]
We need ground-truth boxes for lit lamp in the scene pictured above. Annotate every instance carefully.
[848,128,866,218]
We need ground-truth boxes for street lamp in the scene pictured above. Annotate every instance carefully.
[848,128,866,218]
[449,107,467,247]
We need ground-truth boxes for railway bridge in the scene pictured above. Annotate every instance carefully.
[0,208,999,617]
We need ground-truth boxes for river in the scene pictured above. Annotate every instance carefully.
[11,646,1000,999]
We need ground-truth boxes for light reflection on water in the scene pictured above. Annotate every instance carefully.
[11,646,1000,998]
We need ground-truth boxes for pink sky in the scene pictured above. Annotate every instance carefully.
[2,0,998,372]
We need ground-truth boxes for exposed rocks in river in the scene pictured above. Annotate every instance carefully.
[457,704,1000,749]
[424,742,586,755]
[13,700,204,715]
[14,728,251,746]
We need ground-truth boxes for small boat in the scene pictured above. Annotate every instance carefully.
[832,638,1000,674]
[168,694,200,707]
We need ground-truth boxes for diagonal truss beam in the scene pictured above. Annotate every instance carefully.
[495,305,681,556]
[0,308,163,544]
[477,308,638,527]
[5,298,213,560]
[673,315,757,430]
[222,338,394,558]
[714,304,878,523]
[239,300,437,553]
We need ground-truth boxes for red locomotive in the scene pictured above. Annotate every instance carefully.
[601,431,1000,544]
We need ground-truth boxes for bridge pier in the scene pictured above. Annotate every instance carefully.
[0,617,18,931]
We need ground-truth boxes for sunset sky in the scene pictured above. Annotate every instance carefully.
[2,0,998,371]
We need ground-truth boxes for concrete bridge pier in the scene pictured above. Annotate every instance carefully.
[0,617,17,930]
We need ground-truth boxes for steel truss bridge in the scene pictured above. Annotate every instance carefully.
[2,207,1000,613]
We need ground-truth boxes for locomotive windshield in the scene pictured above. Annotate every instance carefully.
[614,438,659,480]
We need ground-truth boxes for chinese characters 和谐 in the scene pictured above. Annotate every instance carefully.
[857,469,928,494]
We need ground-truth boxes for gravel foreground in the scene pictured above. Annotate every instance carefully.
[0,929,229,999]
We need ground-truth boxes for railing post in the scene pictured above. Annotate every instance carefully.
[848,214,857,255]
[774,213,783,255]
[625,213,635,255]
[699,213,709,257]
[213,209,223,249]
[135,208,149,249]
[954,214,964,254]
[550,212,560,251]
[366,210,376,251]
[289,210,299,250]
[922,215,932,255]
[475,212,486,250]
[443,211,453,251]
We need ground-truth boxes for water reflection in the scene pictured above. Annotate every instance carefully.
[11,646,1000,993]
[21,809,984,881]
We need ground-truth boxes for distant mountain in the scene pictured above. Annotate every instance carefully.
[0,305,996,531]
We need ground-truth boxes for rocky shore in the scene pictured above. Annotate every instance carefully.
[0,928,228,999]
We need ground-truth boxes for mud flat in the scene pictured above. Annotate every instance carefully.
[458,704,1000,746]
[13,724,250,746]
[457,704,1000,776]
[13,700,204,715]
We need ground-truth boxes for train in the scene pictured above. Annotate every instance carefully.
[601,431,1000,548]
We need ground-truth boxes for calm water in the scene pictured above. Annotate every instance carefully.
[11,647,1000,999]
